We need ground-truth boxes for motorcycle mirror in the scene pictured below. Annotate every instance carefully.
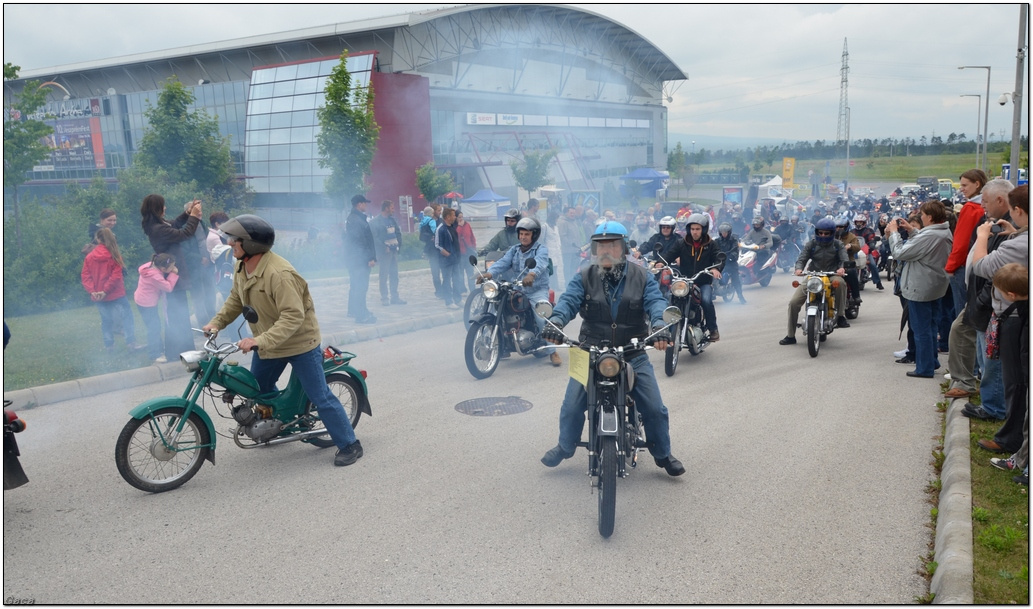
[716,252,727,264]
[241,305,259,324]
[661,306,682,325]
[533,301,553,319]
[628,239,637,249]
[653,242,663,252]
[525,258,537,269]
[468,255,478,267]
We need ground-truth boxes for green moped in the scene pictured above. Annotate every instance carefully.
[115,307,371,493]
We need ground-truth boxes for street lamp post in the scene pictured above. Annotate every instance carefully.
[959,65,991,173]
[960,94,982,169]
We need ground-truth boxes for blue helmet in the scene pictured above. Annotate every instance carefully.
[591,220,629,255]
[814,218,836,244]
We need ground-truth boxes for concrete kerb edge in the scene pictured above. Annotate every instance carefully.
[930,398,974,604]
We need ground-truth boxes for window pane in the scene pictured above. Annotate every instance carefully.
[269,112,292,129]
[249,145,269,161]
[250,83,273,99]
[272,80,295,97]
[251,69,275,85]
[251,98,272,114]
[291,176,314,192]
[250,177,269,191]
[297,61,320,79]
[290,142,314,159]
[247,130,270,146]
[269,128,291,145]
[292,109,316,127]
[268,144,290,160]
[247,160,270,176]
[274,64,298,82]
[289,159,311,175]
[268,161,289,176]
[249,113,271,130]
[318,60,335,76]
[270,97,292,113]
[290,126,314,143]
[295,77,318,95]
[269,176,290,191]
[293,94,317,111]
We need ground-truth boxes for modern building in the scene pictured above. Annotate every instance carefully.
[4,4,686,221]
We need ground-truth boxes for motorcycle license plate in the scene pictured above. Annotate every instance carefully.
[568,348,589,387]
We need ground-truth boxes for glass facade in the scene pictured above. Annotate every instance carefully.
[244,53,374,194]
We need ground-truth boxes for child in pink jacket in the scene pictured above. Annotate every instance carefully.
[134,253,179,362]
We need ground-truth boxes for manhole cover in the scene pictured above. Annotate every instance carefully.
[455,396,533,417]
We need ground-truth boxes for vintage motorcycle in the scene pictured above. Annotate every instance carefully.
[464,256,554,379]
[794,271,842,358]
[115,307,371,493]
[536,302,682,538]
[660,257,725,377]
[738,241,778,287]
[463,251,504,330]
[4,402,29,490]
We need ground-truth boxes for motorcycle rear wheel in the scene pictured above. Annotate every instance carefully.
[759,273,773,287]
[598,440,617,538]
[463,290,487,330]
[115,407,210,493]
[806,314,820,358]
[465,320,500,379]
[664,322,681,377]
[302,372,367,448]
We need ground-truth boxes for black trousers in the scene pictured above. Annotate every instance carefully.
[994,314,1028,452]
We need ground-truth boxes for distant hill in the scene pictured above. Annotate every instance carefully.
[669,133,800,152]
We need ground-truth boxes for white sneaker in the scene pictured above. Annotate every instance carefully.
[943,372,951,380]
[894,349,908,358]
[154,356,167,364]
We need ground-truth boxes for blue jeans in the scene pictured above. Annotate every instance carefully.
[96,297,136,348]
[867,256,883,287]
[138,304,163,359]
[949,268,967,325]
[347,264,372,319]
[908,299,939,376]
[699,283,718,332]
[525,287,555,356]
[975,331,1005,419]
[935,293,953,352]
[250,346,357,450]
[556,351,671,459]
[440,261,463,305]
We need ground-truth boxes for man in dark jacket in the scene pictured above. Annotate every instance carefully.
[370,200,406,306]
[539,221,685,477]
[665,213,725,340]
[344,194,377,324]
[779,218,849,345]
[435,207,463,308]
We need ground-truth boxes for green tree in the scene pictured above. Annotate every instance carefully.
[414,162,454,204]
[511,148,557,194]
[3,62,54,249]
[317,51,380,203]
[667,142,688,186]
[134,78,232,190]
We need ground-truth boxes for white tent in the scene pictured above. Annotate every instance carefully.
[760,175,785,197]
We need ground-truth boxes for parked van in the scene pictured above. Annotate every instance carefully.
[937,179,955,200]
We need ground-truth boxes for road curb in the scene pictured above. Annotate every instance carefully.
[929,397,974,604]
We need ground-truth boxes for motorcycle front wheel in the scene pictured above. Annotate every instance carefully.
[465,320,500,379]
[115,407,211,493]
[664,322,681,376]
[806,313,820,358]
[302,372,367,448]
[598,440,617,538]
[463,290,486,330]
[759,272,773,287]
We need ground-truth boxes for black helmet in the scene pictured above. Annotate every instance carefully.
[515,217,541,244]
[752,216,765,227]
[220,214,275,256]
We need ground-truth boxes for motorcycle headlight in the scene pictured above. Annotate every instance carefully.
[671,280,690,298]
[180,350,205,372]
[597,354,621,378]
[806,277,824,294]
[481,280,499,299]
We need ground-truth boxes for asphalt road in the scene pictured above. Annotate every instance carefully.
[3,270,940,604]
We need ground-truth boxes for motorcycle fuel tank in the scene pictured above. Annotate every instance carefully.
[218,361,261,396]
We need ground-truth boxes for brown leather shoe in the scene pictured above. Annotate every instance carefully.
[977,439,1012,454]
[709,330,720,342]
[944,387,973,398]
[549,352,562,367]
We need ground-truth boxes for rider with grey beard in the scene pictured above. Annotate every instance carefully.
[539,221,685,476]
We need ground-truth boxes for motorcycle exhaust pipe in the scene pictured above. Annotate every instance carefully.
[234,427,331,448]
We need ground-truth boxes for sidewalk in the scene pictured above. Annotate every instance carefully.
[4,268,465,410]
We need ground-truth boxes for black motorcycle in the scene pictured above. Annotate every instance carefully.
[4,402,29,490]
[537,302,681,537]
[661,258,724,377]
[464,256,551,379]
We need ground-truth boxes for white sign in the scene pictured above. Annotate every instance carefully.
[497,113,522,126]
[466,112,496,125]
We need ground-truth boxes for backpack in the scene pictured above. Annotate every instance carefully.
[419,220,434,246]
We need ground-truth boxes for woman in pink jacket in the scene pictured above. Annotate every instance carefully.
[134,253,179,362]
[81,228,139,352]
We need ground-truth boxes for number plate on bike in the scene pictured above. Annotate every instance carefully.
[569,348,589,387]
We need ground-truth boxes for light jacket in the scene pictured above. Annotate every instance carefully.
[889,221,953,302]
[81,244,126,301]
[134,262,179,307]
[487,241,551,294]
[971,227,1029,314]
[209,252,322,359]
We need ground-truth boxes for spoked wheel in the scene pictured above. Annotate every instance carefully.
[301,372,367,448]
[806,314,820,358]
[598,440,617,538]
[664,322,681,377]
[465,320,500,379]
[463,290,486,330]
[115,407,211,493]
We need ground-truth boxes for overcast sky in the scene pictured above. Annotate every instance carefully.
[3,3,1027,146]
